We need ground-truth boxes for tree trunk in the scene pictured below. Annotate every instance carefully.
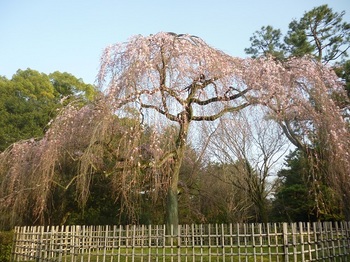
[165,156,182,245]
[166,185,179,236]
[165,113,189,236]
[165,147,183,237]
[257,199,268,223]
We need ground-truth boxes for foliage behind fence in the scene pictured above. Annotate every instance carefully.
[12,221,350,261]
[0,230,13,262]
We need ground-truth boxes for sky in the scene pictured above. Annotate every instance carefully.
[1,0,349,85]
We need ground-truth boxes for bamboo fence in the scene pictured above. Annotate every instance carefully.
[12,221,350,261]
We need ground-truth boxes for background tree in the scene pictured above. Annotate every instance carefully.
[244,25,286,60]
[245,5,350,64]
[271,150,344,222]
[0,69,96,151]
[0,69,56,151]
[334,60,350,98]
[206,107,289,223]
[197,162,253,223]
[271,150,313,222]
[49,71,96,103]
[285,5,350,64]
[245,4,350,220]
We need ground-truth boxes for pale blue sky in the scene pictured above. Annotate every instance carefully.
[1,0,349,85]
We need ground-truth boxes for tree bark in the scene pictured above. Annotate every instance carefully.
[165,112,189,236]
[166,185,179,236]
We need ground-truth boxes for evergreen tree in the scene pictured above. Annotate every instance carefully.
[0,69,96,151]
[272,150,344,222]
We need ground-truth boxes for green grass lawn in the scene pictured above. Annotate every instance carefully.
[18,246,349,262]
[58,247,277,262]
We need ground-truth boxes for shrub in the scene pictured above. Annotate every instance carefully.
[0,231,13,262]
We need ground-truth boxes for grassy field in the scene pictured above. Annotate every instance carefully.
[18,246,350,262]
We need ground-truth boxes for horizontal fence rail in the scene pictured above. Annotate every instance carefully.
[12,222,350,262]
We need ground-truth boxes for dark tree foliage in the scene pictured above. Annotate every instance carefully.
[285,5,350,64]
[246,5,350,64]
[272,150,344,222]
[244,25,286,60]
[334,60,350,98]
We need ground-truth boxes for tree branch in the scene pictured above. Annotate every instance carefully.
[279,120,305,150]
[191,87,250,106]
[192,103,250,121]
[140,103,179,122]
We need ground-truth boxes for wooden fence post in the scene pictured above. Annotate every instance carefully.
[34,226,43,262]
[299,222,305,262]
[11,227,19,261]
[282,223,289,262]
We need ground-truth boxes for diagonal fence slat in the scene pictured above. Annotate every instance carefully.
[11,222,350,261]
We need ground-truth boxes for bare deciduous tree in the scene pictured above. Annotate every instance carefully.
[207,106,289,222]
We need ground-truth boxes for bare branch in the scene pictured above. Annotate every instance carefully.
[192,103,250,121]
[191,87,251,106]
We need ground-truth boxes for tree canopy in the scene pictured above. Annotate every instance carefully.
[0,69,96,151]
[245,4,350,64]
[285,5,350,64]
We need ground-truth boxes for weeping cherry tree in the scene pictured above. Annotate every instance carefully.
[0,32,348,230]
[97,32,253,233]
